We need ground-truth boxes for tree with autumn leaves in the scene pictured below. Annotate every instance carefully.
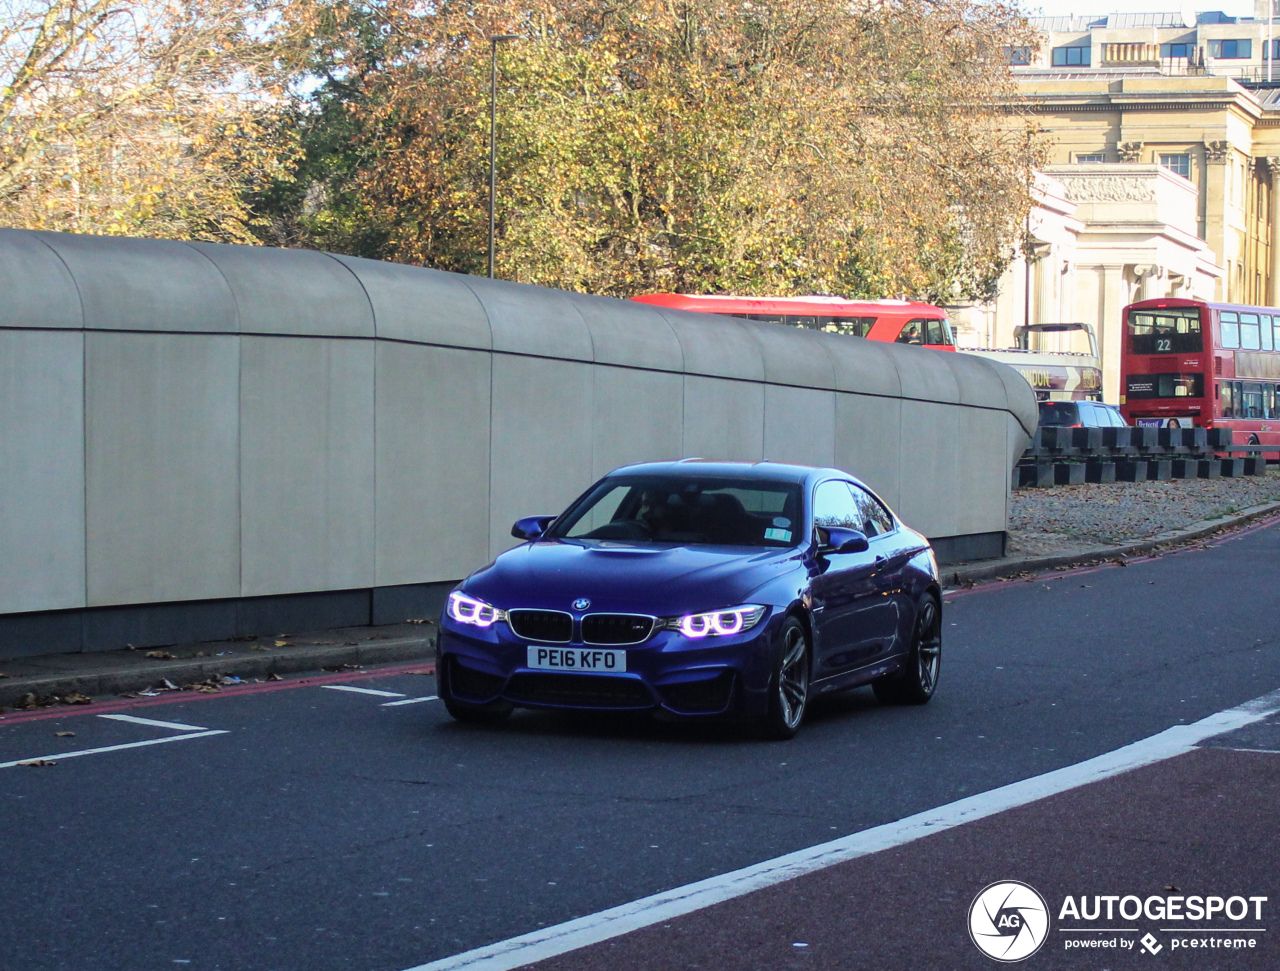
[0,0,1045,302]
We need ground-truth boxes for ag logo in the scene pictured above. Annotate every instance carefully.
[968,881,1049,962]
[572,598,591,611]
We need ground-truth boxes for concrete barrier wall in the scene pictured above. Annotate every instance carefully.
[0,230,1036,658]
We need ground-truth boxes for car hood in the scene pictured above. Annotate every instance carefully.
[462,540,804,615]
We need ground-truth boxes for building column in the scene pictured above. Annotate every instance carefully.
[1268,157,1280,306]
[1204,141,1230,301]
[1097,263,1128,405]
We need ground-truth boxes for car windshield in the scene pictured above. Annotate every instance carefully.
[547,476,803,548]
[1038,402,1079,426]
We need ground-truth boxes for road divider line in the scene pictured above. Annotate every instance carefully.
[321,686,405,698]
[98,714,209,732]
[404,686,1280,971]
[382,696,438,707]
[0,730,229,770]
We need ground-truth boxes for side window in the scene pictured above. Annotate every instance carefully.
[851,485,894,536]
[895,319,926,345]
[812,480,862,534]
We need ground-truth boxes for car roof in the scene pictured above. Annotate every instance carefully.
[605,459,849,487]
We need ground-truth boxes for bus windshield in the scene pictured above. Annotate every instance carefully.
[1127,308,1202,354]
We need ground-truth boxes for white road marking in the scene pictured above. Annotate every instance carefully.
[99,714,209,732]
[321,685,405,698]
[0,730,229,770]
[382,696,438,707]
[403,687,1280,971]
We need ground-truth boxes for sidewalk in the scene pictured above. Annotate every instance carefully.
[3,492,1278,712]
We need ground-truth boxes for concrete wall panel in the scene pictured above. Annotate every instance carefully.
[375,343,492,586]
[240,336,375,596]
[569,292,684,371]
[823,337,904,398]
[834,394,903,510]
[85,332,240,606]
[890,346,961,405]
[36,232,237,332]
[590,365,685,479]
[764,385,837,468]
[488,356,595,557]
[683,376,765,461]
[189,243,374,338]
[951,408,1010,538]
[470,278,594,361]
[661,310,766,382]
[334,255,491,350]
[896,399,962,539]
[0,331,85,613]
[0,231,82,329]
[749,321,837,390]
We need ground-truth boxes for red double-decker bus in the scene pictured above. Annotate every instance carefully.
[1120,297,1280,447]
[630,294,956,350]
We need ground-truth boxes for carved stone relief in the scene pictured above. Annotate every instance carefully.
[1205,140,1231,162]
[1055,175,1157,203]
[1117,141,1144,162]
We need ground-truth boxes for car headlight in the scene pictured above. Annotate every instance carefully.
[669,604,767,638]
[446,591,506,628]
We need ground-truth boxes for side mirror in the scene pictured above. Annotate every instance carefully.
[818,526,870,555]
[511,515,556,541]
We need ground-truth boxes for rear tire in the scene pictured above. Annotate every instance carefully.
[759,616,810,740]
[438,657,513,724]
[873,593,941,706]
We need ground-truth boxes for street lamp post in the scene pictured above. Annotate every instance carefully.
[488,34,519,279]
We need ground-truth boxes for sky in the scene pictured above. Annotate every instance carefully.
[1022,0,1258,20]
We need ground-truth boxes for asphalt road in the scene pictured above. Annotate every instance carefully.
[4,518,1280,971]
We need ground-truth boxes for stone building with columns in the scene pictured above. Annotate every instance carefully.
[955,46,1280,403]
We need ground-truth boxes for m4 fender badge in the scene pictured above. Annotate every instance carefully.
[572,598,591,611]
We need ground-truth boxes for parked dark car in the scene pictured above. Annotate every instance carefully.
[1038,400,1128,428]
[437,461,942,740]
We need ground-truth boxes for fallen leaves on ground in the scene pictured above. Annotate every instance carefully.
[145,650,175,660]
[55,731,74,737]
[266,672,282,681]
[18,759,56,767]
[322,663,361,672]
[14,692,92,709]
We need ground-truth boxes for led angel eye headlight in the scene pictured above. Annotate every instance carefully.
[446,591,505,628]
[674,604,766,638]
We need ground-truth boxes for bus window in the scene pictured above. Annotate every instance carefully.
[823,316,875,337]
[1128,309,1202,353]
[1273,316,1280,349]
[1244,382,1265,418]
[1240,314,1262,351]
[787,315,818,329]
[734,313,786,325]
[1221,381,1235,417]
[895,321,925,345]
[1268,384,1278,419]
[1220,312,1240,349]
[1263,315,1274,351]
[923,318,954,346]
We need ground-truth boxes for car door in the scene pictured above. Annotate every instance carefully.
[849,484,915,666]
[808,480,897,677]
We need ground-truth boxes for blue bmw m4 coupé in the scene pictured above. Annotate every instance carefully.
[437,461,942,739]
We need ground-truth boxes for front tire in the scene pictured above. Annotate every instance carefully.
[438,657,513,724]
[759,616,810,740]
[873,593,941,705]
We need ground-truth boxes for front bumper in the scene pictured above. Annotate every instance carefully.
[438,611,783,717]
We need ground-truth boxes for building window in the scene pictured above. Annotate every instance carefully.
[1208,39,1251,59]
[1267,39,1280,60]
[1076,153,1106,163]
[1051,46,1091,66]
[1160,43,1194,59]
[1159,153,1192,179]
[1004,46,1032,65]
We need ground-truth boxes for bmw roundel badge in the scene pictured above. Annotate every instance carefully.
[572,598,591,611]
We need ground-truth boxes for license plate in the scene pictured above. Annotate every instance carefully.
[526,646,627,672]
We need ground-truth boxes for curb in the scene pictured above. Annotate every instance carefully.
[947,499,1280,586]
[0,634,436,709]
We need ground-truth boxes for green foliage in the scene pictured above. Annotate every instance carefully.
[264,0,1046,300]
